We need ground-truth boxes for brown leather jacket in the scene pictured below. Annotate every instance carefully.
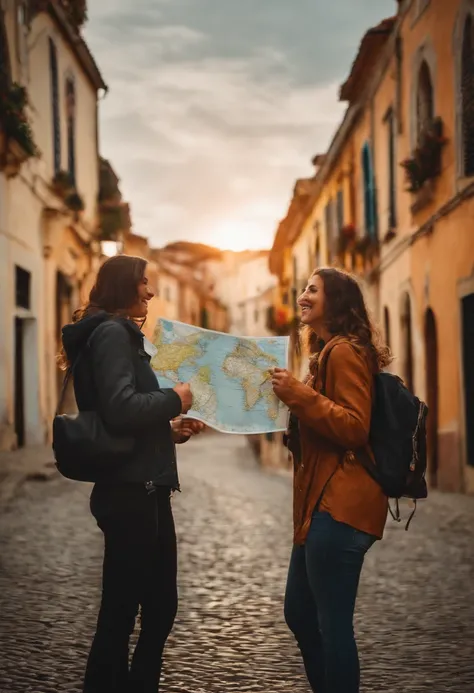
[282,336,388,545]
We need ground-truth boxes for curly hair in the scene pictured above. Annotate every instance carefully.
[300,267,392,373]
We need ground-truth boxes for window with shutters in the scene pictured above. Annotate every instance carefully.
[461,14,474,177]
[324,199,337,261]
[49,38,61,174]
[361,142,378,240]
[65,78,76,185]
[336,189,344,231]
[383,306,391,350]
[386,108,397,230]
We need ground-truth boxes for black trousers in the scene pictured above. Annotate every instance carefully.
[84,483,178,693]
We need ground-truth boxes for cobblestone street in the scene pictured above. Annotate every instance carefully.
[1,432,474,693]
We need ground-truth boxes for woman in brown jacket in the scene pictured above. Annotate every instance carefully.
[271,267,391,693]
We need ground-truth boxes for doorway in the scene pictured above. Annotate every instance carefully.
[424,308,439,487]
[401,293,414,393]
[461,293,474,468]
[14,317,25,448]
[56,272,73,402]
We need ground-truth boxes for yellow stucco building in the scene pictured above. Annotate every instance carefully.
[269,0,474,493]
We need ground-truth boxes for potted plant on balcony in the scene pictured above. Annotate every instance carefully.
[0,83,39,177]
[65,190,85,212]
[51,170,74,198]
[99,204,128,241]
[400,116,447,211]
[336,222,357,257]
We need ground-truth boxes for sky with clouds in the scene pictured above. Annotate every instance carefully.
[84,0,396,251]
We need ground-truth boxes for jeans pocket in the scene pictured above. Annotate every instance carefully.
[352,527,376,552]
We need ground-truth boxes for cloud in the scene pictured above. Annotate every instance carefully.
[85,0,395,249]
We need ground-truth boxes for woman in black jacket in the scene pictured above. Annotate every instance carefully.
[60,254,203,693]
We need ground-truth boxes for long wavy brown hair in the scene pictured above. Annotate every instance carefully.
[300,267,392,373]
[58,255,147,369]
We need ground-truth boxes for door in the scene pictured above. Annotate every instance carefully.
[401,293,414,393]
[462,293,474,468]
[424,308,439,487]
[14,317,25,448]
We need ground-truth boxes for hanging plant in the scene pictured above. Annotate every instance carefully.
[30,1,88,31]
[401,116,447,193]
[341,222,356,240]
[64,190,85,212]
[0,83,39,158]
[99,205,128,241]
[98,157,121,203]
[51,170,74,198]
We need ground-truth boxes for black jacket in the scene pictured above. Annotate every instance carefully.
[62,311,183,488]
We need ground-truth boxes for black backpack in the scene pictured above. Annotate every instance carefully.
[320,344,429,529]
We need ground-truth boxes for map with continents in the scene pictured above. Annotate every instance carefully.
[150,319,290,434]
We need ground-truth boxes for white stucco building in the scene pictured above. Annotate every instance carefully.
[212,251,277,337]
[0,1,106,450]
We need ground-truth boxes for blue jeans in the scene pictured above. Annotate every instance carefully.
[284,511,376,693]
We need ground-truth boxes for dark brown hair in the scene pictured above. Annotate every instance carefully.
[301,267,392,373]
[58,255,147,369]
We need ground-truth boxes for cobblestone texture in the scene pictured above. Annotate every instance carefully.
[1,432,474,692]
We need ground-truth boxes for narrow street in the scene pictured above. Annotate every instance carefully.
[1,432,474,693]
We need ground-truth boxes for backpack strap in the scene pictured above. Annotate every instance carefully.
[55,368,73,417]
[55,323,109,417]
[318,339,351,395]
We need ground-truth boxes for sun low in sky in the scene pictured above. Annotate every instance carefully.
[85,0,396,251]
[207,219,277,252]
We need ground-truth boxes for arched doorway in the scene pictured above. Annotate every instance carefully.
[400,293,414,393]
[424,308,439,487]
[56,272,74,409]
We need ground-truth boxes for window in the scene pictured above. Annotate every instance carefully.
[15,1,27,67]
[461,14,474,176]
[383,306,391,349]
[200,307,209,329]
[361,142,378,239]
[324,199,337,259]
[416,61,434,139]
[15,266,31,310]
[315,235,321,268]
[49,38,61,173]
[336,189,344,231]
[292,256,298,310]
[386,108,397,229]
[65,78,76,185]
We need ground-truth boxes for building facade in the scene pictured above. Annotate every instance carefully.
[0,1,105,450]
[267,0,474,493]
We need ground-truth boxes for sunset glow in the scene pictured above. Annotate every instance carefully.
[209,219,273,252]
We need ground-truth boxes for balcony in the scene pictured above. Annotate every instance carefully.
[0,84,39,178]
[266,305,296,337]
[401,116,447,214]
[98,203,131,241]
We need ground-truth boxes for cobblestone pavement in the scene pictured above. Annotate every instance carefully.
[1,432,474,693]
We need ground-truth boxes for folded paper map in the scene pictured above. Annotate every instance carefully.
[150,319,290,434]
